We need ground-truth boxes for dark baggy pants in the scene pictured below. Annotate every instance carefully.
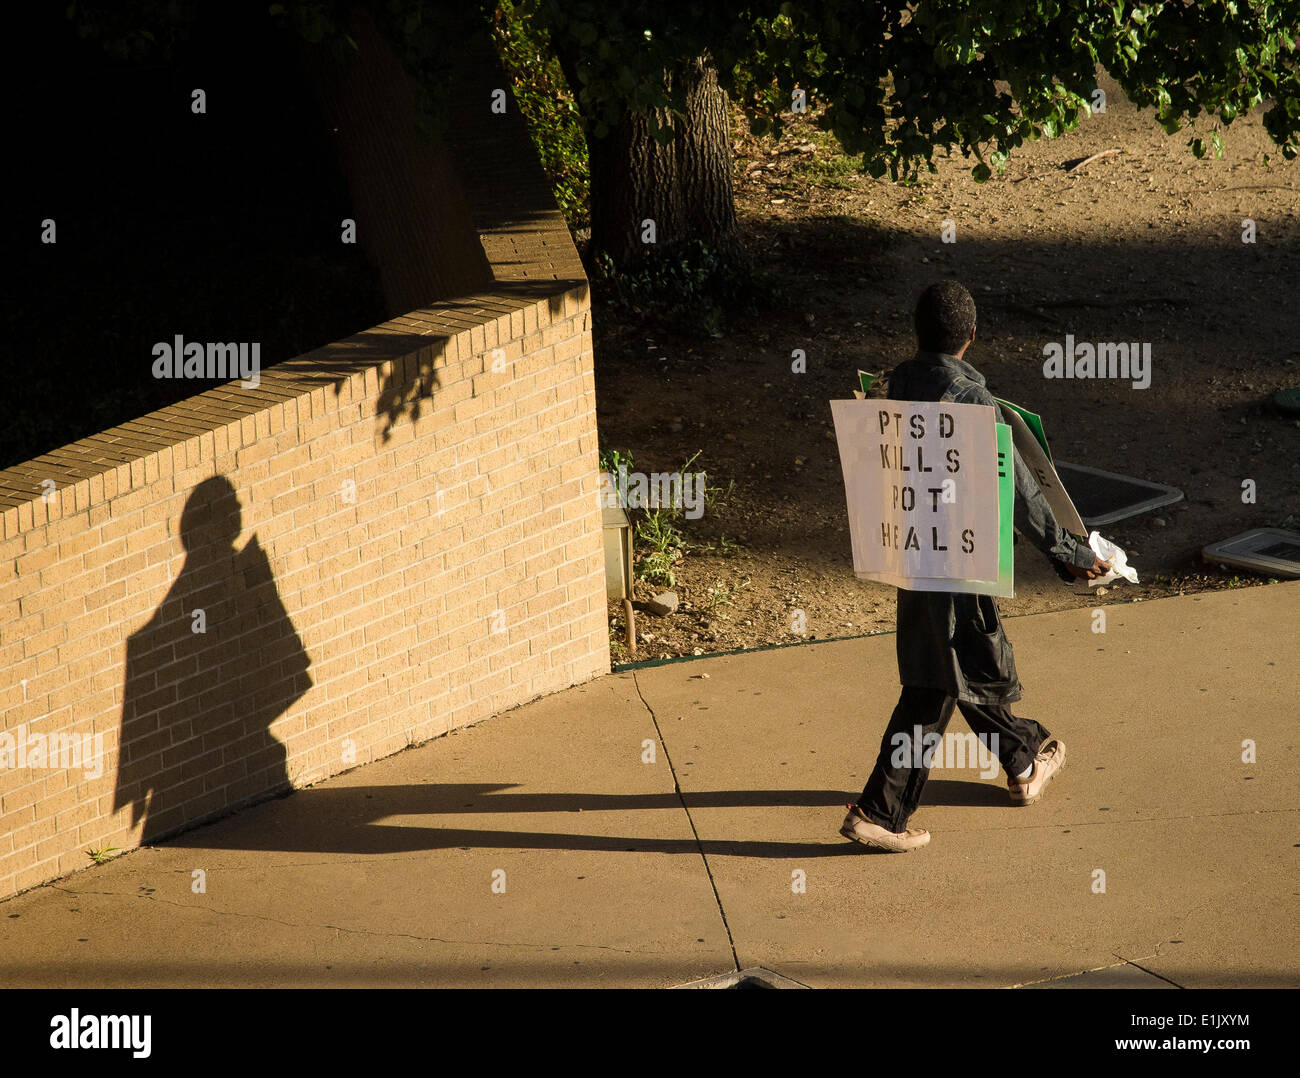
[856,686,1050,833]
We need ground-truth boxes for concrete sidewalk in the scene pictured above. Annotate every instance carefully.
[1,583,1297,988]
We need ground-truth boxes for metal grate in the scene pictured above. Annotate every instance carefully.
[674,966,811,989]
[1202,528,1300,579]
[1054,461,1184,527]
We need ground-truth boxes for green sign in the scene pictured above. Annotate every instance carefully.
[993,397,1051,461]
[995,421,1014,593]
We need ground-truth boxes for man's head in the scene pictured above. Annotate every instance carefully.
[914,280,977,356]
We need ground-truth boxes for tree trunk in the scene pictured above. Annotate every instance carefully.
[585,55,740,269]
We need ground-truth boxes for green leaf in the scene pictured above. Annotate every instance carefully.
[972,162,992,182]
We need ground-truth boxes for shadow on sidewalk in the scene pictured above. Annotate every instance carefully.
[157,778,1003,857]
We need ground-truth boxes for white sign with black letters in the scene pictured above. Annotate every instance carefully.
[831,400,999,587]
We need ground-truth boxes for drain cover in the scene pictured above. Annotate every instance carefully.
[675,967,811,989]
[1202,527,1300,578]
[1054,460,1184,527]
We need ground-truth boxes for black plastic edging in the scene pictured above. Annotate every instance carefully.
[612,629,894,673]
[609,587,1173,674]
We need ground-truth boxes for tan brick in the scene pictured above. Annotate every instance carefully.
[24,622,67,657]
[2,779,45,815]
[124,519,170,555]
[15,543,59,578]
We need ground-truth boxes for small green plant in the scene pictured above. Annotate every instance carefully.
[608,621,629,659]
[704,583,734,611]
[703,476,736,518]
[635,508,687,587]
[87,845,120,865]
[598,446,634,475]
[609,451,738,588]
[698,534,741,557]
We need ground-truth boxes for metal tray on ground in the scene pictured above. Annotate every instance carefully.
[1201,527,1300,579]
[1054,460,1184,528]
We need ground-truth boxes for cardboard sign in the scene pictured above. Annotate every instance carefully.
[993,398,1088,538]
[871,422,1014,596]
[994,397,1051,459]
[831,400,1004,591]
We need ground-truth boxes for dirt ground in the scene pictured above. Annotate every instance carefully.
[595,71,1300,665]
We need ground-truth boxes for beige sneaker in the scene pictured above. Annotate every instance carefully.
[1008,738,1067,805]
[839,804,930,852]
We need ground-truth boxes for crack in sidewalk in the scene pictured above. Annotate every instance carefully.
[1114,955,1185,988]
[632,671,740,973]
[1008,953,1182,989]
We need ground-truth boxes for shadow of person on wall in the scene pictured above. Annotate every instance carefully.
[114,476,312,843]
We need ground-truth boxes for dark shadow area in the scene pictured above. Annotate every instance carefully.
[2,5,386,470]
[307,17,588,440]
[159,782,938,857]
[1,5,583,472]
[115,477,311,842]
[920,778,1015,807]
[298,5,494,314]
[594,210,1300,587]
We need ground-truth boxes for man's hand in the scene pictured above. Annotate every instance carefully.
[1068,557,1112,580]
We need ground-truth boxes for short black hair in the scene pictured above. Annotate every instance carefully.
[914,280,977,354]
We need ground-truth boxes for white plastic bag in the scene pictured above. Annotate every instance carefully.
[1087,531,1138,586]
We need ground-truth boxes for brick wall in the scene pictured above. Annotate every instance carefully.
[0,17,608,899]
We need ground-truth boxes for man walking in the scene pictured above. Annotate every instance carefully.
[840,280,1110,852]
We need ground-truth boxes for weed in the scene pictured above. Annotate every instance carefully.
[698,534,742,557]
[87,845,121,865]
[704,583,733,611]
[704,476,736,517]
[635,508,687,587]
[599,446,634,474]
